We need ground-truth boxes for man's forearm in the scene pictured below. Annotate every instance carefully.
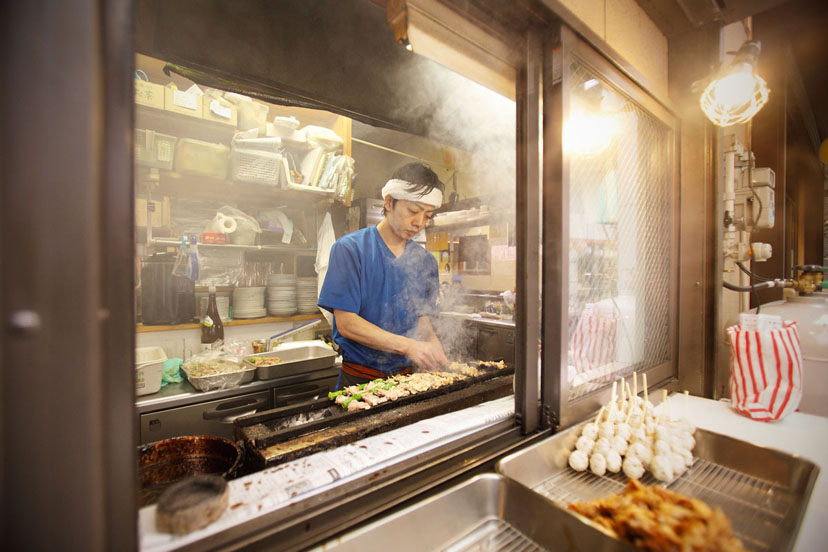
[334,309,411,355]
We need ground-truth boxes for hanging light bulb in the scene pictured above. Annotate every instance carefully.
[700,40,770,127]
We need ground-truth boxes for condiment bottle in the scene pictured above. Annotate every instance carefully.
[201,286,224,351]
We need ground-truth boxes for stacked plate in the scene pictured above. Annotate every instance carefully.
[267,273,297,316]
[296,277,319,314]
[233,286,266,319]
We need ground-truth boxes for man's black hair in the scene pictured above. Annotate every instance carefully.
[382,163,444,216]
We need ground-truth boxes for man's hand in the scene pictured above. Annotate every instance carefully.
[405,339,449,370]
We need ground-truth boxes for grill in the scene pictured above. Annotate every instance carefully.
[235,366,515,470]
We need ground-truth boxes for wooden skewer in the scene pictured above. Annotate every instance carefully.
[633,372,638,398]
[643,373,648,404]
[611,381,617,405]
[621,377,626,406]
[662,389,669,420]
[595,406,605,424]
[626,382,634,403]
[625,405,633,424]
[684,390,689,420]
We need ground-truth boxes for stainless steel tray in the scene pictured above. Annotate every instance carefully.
[316,473,631,551]
[244,342,336,380]
[496,423,819,552]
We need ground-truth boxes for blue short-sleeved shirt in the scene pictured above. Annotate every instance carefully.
[318,226,439,372]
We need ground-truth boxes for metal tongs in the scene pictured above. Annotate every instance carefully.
[266,318,324,351]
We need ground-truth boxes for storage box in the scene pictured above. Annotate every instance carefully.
[174,139,230,179]
[135,129,177,170]
[134,79,165,109]
[135,346,167,396]
[202,97,238,126]
[231,148,283,186]
[164,87,203,119]
[135,197,171,228]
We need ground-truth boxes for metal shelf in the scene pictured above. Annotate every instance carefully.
[149,237,315,253]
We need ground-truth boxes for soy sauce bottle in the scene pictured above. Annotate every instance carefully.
[201,286,224,351]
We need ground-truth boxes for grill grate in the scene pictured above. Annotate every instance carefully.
[443,519,545,552]
[534,457,794,551]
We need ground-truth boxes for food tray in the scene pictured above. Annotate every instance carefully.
[244,342,337,380]
[315,473,628,551]
[181,360,256,392]
[496,422,819,552]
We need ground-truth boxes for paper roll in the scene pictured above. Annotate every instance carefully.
[217,214,237,233]
[206,213,237,234]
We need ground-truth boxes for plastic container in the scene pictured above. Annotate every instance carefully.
[230,148,283,186]
[135,129,177,170]
[140,253,196,325]
[135,346,167,396]
[174,139,230,179]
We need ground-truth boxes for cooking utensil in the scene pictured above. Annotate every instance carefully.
[155,474,229,535]
[137,435,243,507]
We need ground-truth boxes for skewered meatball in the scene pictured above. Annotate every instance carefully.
[580,422,599,440]
[677,447,694,467]
[568,449,589,472]
[575,435,595,455]
[622,455,645,480]
[611,435,629,455]
[627,441,652,467]
[605,449,622,473]
[670,452,687,477]
[593,437,612,457]
[590,452,607,476]
[650,455,674,482]
[598,422,615,440]
[653,439,671,456]
[615,422,632,442]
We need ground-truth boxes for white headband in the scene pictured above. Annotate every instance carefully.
[381,179,443,209]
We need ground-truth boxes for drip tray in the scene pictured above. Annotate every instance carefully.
[496,425,819,552]
[315,473,631,551]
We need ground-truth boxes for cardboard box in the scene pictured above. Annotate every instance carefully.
[164,87,203,118]
[134,80,165,109]
[202,97,238,126]
[135,197,171,228]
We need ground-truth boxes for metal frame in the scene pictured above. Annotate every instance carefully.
[1,0,137,549]
[541,25,681,430]
[515,27,543,434]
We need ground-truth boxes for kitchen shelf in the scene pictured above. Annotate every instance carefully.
[136,169,335,206]
[149,237,315,253]
[137,313,323,333]
[136,104,236,145]
[429,212,512,232]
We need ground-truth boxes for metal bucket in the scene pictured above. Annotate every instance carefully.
[137,435,243,507]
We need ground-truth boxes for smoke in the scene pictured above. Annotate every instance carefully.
[390,57,516,209]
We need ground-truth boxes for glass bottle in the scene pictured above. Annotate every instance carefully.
[201,285,224,351]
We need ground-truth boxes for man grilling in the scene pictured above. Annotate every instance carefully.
[318,163,449,390]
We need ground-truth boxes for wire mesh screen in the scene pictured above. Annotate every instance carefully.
[565,59,673,401]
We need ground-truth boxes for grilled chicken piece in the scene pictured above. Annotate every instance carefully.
[346,400,370,411]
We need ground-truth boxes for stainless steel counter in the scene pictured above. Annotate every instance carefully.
[135,366,340,415]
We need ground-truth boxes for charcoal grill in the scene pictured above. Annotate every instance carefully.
[234,366,515,470]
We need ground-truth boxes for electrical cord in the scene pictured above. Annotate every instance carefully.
[749,250,761,314]
[735,261,773,281]
[723,280,780,292]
